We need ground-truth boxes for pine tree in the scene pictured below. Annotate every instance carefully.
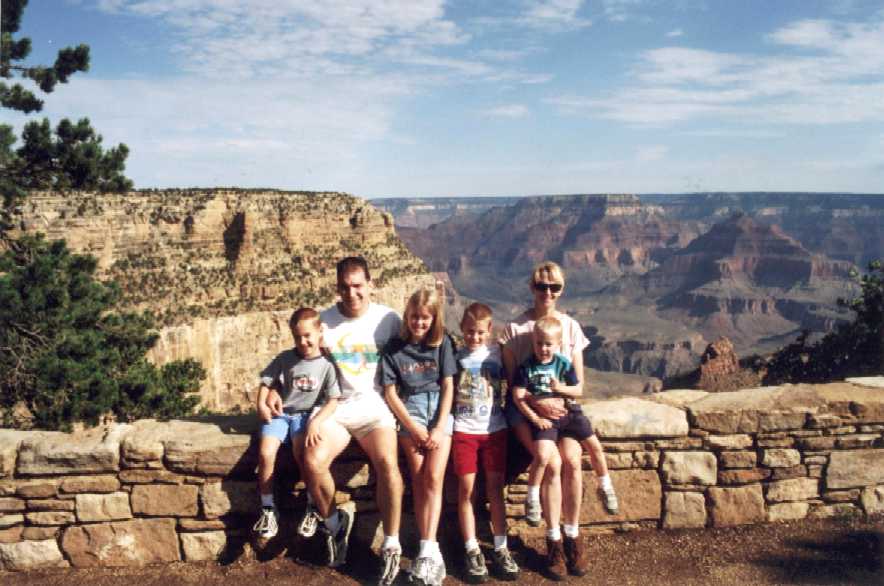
[1,0,131,216]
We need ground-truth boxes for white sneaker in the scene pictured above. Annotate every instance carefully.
[599,484,619,515]
[525,499,542,527]
[298,504,321,538]
[378,547,401,585]
[252,507,279,539]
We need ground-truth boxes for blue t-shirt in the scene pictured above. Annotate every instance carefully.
[379,335,457,398]
[514,353,578,398]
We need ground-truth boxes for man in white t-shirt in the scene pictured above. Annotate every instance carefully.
[275,256,404,583]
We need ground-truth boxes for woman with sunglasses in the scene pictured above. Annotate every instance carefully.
[500,261,618,578]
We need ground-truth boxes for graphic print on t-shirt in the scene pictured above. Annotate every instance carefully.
[455,364,501,419]
[329,331,380,378]
[293,373,320,393]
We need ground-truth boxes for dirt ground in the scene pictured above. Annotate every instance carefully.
[3,516,882,585]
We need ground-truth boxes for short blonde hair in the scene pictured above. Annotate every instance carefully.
[460,302,493,328]
[533,315,562,341]
[530,261,566,288]
[401,286,446,347]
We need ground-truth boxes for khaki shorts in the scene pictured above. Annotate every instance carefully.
[334,391,397,439]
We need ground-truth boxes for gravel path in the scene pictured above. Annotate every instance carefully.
[3,516,881,585]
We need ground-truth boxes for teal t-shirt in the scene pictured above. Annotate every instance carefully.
[514,353,578,397]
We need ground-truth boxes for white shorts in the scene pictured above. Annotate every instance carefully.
[334,391,396,439]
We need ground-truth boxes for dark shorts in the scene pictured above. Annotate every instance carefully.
[452,429,508,476]
[532,406,594,442]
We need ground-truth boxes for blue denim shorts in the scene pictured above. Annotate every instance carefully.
[399,391,453,437]
[260,412,310,443]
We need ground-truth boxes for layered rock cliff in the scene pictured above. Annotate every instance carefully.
[7,190,432,411]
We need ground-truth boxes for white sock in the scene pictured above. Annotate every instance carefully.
[547,526,562,541]
[600,474,613,490]
[324,511,341,534]
[563,524,579,538]
[527,485,541,502]
[493,535,507,551]
[418,540,433,559]
[433,542,444,563]
[382,535,401,552]
[260,493,274,508]
[464,538,479,553]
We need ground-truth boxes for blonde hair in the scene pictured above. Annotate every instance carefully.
[401,286,445,347]
[530,261,566,288]
[460,302,493,328]
[533,315,563,341]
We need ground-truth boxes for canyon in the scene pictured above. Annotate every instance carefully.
[375,193,884,383]
[7,190,432,411]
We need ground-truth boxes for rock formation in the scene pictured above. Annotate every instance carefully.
[7,190,432,411]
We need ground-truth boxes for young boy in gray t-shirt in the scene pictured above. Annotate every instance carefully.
[253,307,341,541]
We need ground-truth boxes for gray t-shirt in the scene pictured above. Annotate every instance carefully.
[259,350,341,414]
[379,335,457,398]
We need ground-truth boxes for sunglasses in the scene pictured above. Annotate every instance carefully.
[534,282,563,293]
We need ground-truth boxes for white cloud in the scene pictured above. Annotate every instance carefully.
[522,0,591,28]
[484,104,530,118]
[635,145,668,162]
[602,0,646,23]
[666,28,684,38]
[548,16,884,127]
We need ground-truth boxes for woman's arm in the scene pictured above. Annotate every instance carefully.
[514,385,552,430]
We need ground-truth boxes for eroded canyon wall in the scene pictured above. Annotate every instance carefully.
[8,190,432,411]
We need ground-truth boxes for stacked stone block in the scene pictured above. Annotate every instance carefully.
[1,378,882,571]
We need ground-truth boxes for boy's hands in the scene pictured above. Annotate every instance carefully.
[549,377,562,393]
[257,401,273,423]
[266,390,283,417]
[304,421,322,447]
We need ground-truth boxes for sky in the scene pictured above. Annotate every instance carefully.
[4,0,884,197]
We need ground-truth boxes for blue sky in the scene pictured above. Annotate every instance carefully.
[5,0,884,197]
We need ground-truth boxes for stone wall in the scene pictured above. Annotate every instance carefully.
[1,378,883,572]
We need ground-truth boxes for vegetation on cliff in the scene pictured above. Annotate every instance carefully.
[763,260,883,384]
[0,0,203,429]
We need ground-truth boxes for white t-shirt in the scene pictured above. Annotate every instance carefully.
[500,310,589,367]
[321,302,402,399]
[453,344,508,434]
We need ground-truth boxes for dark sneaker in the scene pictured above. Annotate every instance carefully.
[544,538,566,581]
[325,509,354,568]
[252,507,279,539]
[599,484,619,515]
[378,547,401,585]
[465,548,488,583]
[525,499,542,527]
[563,535,587,576]
[489,547,519,581]
[298,504,321,538]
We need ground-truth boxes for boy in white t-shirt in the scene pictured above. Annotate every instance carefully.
[452,303,520,583]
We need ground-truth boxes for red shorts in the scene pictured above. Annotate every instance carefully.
[452,429,508,476]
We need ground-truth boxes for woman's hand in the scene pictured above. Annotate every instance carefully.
[533,416,554,430]
[531,395,567,419]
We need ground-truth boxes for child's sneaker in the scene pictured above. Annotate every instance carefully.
[464,548,488,583]
[489,547,520,581]
[324,509,354,568]
[525,499,542,526]
[298,504,321,538]
[410,556,446,586]
[378,547,401,585]
[599,484,619,515]
[252,507,279,539]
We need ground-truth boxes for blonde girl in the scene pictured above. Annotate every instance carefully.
[381,286,456,586]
